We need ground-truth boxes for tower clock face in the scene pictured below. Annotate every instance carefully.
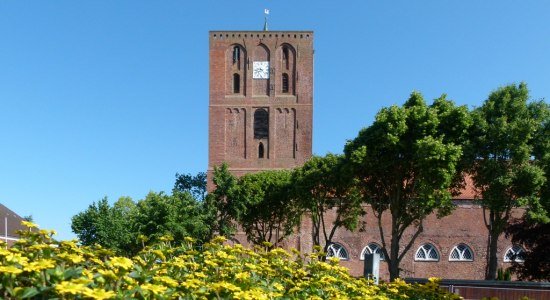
[253,61,270,79]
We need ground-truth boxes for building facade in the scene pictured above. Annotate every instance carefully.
[208,31,313,190]
[0,203,26,246]
[207,30,523,280]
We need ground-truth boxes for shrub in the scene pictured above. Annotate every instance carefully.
[0,222,461,299]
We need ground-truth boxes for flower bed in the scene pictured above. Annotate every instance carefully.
[0,222,460,299]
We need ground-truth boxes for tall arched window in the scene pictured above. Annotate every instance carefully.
[282,73,289,93]
[258,142,265,158]
[254,109,269,139]
[233,73,240,94]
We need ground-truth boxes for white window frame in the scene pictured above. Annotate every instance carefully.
[504,245,526,263]
[449,244,474,261]
[326,243,349,261]
[415,243,440,261]
[360,243,385,261]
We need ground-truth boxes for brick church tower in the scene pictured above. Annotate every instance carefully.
[208,31,313,189]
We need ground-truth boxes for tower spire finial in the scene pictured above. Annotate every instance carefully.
[263,9,269,31]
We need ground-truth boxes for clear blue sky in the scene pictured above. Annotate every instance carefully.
[1,1,549,240]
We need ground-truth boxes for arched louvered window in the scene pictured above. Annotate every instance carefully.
[254,109,269,139]
[258,142,265,158]
[360,243,385,261]
[326,243,349,260]
[233,73,240,94]
[282,73,289,93]
[232,46,240,64]
[449,244,474,261]
[504,245,526,262]
[282,46,289,69]
[415,243,439,261]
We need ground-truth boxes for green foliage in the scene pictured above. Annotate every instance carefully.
[72,191,210,255]
[467,83,547,279]
[344,92,470,280]
[292,154,364,255]
[133,191,210,246]
[71,197,137,255]
[496,267,511,281]
[232,170,301,247]
[174,171,207,201]
[1,222,461,300]
[204,163,239,239]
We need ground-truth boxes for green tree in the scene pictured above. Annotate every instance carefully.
[505,100,550,281]
[468,83,546,280]
[344,92,469,280]
[71,197,136,255]
[204,163,238,240]
[232,170,301,248]
[174,172,207,201]
[133,191,210,246]
[293,154,364,258]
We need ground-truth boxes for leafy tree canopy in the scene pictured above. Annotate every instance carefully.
[344,92,469,280]
[292,153,364,256]
[232,169,301,247]
[467,83,547,279]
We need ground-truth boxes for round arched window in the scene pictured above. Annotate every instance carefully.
[415,243,439,261]
[326,243,349,260]
[504,245,526,262]
[360,243,385,261]
[449,244,474,261]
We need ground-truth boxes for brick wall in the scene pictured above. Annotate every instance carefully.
[208,31,313,190]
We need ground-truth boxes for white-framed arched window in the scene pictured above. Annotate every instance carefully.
[326,243,349,260]
[504,245,526,263]
[415,243,439,261]
[360,243,385,261]
[449,244,474,261]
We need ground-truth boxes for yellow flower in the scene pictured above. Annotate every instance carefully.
[211,281,241,293]
[0,265,22,275]
[0,248,11,256]
[97,269,117,279]
[204,260,218,268]
[272,282,284,291]
[21,220,39,228]
[55,281,88,295]
[109,256,133,270]
[180,278,202,289]
[83,288,116,300]
[154,275,179,288]
[152,250,166,261]
[211,236,226,244]
[23,259,55,272]
[235,272,250,281]
[58,253,85,264]
[5,253,29,265]
[141,283,167,295]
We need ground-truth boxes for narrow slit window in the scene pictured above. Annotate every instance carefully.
[258,143,265,158]
[233,73,240,94]
[232,46,240,64]
[282,73,289,93]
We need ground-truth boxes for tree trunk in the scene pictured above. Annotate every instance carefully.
[389,232,401,281]
[486,228,500,280]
